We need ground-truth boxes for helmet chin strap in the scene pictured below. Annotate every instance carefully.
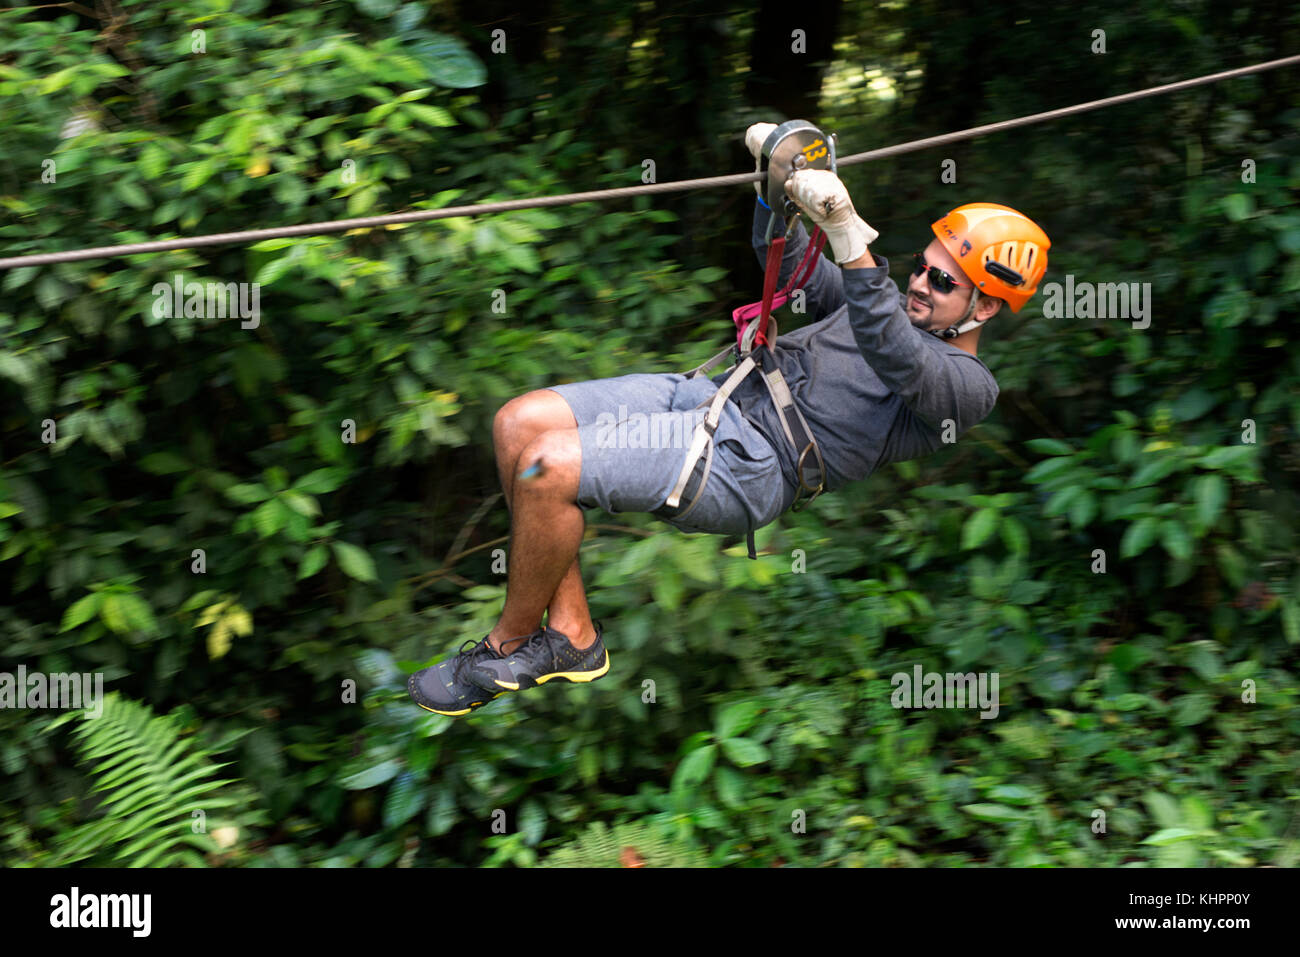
[931,287,984,340]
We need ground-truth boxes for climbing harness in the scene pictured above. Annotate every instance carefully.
[661,121,835,559]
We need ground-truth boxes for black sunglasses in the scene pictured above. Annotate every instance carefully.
[912,252,972,295]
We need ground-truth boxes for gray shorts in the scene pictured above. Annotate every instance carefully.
[546,372,794,536]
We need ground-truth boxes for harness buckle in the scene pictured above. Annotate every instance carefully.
[789,442,825,512]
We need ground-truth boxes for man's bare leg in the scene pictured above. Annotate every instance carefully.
[484,427,585,651]
[491,392,599,652]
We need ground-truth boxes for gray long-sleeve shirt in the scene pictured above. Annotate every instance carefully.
[710,201,999,504]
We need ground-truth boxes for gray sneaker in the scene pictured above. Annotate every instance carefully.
[408,635,522,716]
[471,622,610,692]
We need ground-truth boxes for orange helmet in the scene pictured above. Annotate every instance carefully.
[930,203,1050,313]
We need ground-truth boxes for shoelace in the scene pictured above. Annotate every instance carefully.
[450,638,497,682]
[505,630,554,672]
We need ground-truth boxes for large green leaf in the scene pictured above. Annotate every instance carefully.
[60,593,101,632]
[961,803,1024,823]
[406,31,487,88]
[961,507,999,550]
[382,772,425,827]
[715,700,763,740]
[340,759,403,790]
[298,545,329,580]
[1144,792,1183,830]
[1191,474,1227,528]
[719,737,769,767]
[1120,517,1161,558]
[1171,693,1214,726]
[672,744,716,791]
[332,541,378,582]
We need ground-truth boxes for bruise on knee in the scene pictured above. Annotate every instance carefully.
[514,430,580,496]
[518,457,546,481]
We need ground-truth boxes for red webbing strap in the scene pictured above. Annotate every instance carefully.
[753,237,786,348]
[732,226,829,351]
[788,227,828,299]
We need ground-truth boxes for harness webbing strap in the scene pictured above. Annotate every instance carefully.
[754,237,786,348]
[682,341,738,380]
[664,354,757,510]
[755,347,825,508]
[761,366,798,447]
[666,426,716,525]
[731,226,828,352]
[664,223,830,559]
[665,340,825,558]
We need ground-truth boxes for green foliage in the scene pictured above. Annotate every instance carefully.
[1,0,1298,869]
[42,693,246,867]
[537,818,708,868]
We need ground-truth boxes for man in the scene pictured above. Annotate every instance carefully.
[408,123,1051,717]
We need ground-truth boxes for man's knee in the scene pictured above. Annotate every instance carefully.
[515,428,582,497]
[494,390,576,450]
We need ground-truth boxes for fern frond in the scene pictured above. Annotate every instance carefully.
[538,818,708,868]
[52,692,243,867]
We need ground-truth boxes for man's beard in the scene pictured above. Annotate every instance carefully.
[906,290,937,328]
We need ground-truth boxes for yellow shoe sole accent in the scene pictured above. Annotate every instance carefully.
[493,650,611,690]
[415,692,505,716]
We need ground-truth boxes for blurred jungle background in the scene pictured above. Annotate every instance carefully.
[0,0,1297,867]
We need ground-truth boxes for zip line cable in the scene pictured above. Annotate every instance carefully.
[1,53,1298,271]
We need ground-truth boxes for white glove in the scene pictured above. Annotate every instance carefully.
[784,169,879,264]
[744,122,777,200]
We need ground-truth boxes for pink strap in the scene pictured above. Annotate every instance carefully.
[732,226,828,351]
